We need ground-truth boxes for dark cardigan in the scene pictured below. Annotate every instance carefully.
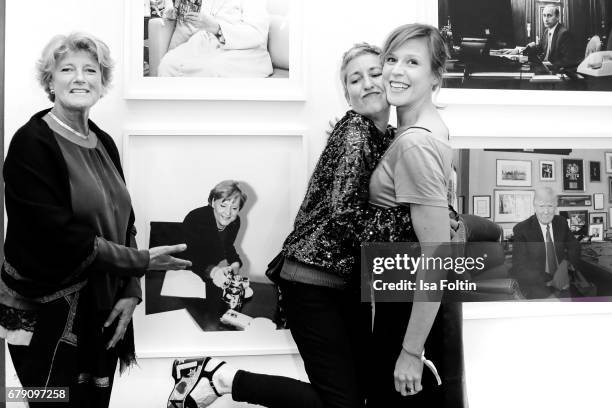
[2,109,147,302]
[182,205,242,276]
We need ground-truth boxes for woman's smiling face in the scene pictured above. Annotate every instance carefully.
[382,37,438,108]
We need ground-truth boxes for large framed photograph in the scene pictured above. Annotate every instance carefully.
[539,160,555,181]
[126,0,306,100]
[435,0,612,107]
[473,195,491,218]
[562,159,585,191]
[124,126,307,356]
[494,189,535,223]
[496,159,532,187]
[590,161,601,182]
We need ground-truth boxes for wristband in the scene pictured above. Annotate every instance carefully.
[401,345,424,360]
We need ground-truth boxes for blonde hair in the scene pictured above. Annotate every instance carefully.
[37,32,114,101]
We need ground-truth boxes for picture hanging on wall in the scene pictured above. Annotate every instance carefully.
[590,161,601,182]
[562,159,585,192]
[606,153,612,173]
[539,160,555,181]
[594,193,605,210]
[496,160,532,187]
[125,0,306,100]
[434,0,612,108]
[557,194,592,207]
[494,189,535,223]
[125,127,307,356]
[473,195,491,218]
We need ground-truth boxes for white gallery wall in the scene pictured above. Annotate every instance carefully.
[4,0,612,407]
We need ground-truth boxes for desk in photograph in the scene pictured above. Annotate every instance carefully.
[443,58,612,91]
[578,241,612,296]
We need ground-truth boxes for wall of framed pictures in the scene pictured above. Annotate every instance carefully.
[467,149,612,235]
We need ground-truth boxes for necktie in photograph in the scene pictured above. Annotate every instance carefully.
[544,31,553,61]
[545,224,558,276]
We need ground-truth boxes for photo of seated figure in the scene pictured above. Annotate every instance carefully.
[145,0,289,78]
[438,0,612,91]
[144,180,279,332]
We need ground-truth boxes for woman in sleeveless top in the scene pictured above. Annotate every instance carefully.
[366,24,465,408]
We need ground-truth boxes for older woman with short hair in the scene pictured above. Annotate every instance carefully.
[182,180,247,282]
[0,32,190,407]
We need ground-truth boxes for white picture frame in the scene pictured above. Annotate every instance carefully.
[125,0,306,100]
[472,195,491,218]
[594,193,605,210]
[539,160,555,181]
[123,126,307,357]
[496,159,532,187]
[494,189,535,223]
[429,1,612,108]
[589,224,604,241]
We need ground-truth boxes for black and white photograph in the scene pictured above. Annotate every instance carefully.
[540,159,555,180]
[438,0,612,92]
[496,159,532,186]
[589,223,605,240]
[126,0,304,100]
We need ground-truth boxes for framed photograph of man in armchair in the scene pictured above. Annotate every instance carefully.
[126,0,305,100]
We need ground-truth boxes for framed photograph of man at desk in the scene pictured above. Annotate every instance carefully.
[562,159,585,191]
[435,0,612,106]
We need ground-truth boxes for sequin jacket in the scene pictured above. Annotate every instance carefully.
[282,110,397,281]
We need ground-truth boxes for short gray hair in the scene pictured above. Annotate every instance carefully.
[37,32,114,102]
[208,180,248,210]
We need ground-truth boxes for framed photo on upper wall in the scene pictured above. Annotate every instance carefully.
[125,0,305,100]
[590,161,601,182]
[496,160,532,187]
[605,153,612,173]
[433,0,612,107]
[562,159,585,191]
[539,160,555,181]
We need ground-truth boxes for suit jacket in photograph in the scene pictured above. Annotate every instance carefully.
[535,23,577,69]
[511,214,580,299]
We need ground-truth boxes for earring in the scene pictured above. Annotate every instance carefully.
[50,89,55,94]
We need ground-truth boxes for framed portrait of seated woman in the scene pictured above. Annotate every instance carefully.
[123,126,307,357]
[125,0,305,100]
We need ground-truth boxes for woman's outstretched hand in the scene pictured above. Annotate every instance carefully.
[394,349,424,396]
[148,244,192,270]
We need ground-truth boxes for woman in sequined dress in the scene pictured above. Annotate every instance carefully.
[366,24,464,407]
[167,43,393,408]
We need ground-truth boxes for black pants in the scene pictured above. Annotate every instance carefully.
[367,302,466,408]
[233,279,370,408]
